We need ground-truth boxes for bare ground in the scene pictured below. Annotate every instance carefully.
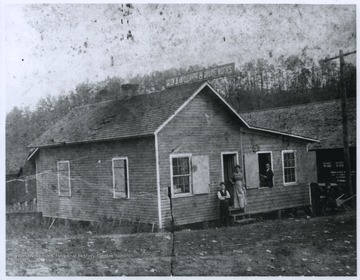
[6,210,356,276]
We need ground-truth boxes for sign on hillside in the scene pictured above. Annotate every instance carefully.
[165,63,235,88]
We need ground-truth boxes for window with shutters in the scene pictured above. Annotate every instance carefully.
[282,150,297,185]
[112,158,130,199]
[170,154,210,197]
[57,161,71,196]
[170,154,192,196]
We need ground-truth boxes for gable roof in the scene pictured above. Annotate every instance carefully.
[241,98,356,150]
[29,81,318,148]
[29,82,205,147]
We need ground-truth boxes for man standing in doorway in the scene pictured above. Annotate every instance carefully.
[263,163,274,188]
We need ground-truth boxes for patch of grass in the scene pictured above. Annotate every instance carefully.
[6,214,156,239]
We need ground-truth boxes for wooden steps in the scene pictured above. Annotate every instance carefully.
[229,207,255,225]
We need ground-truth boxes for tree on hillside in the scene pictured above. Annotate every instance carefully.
[6,107,32,173]
[5,53,356,175]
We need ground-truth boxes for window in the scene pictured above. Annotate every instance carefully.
[112,158,129,199]
[171,155,191,196]
[57,161,71,196]
[282,151,296,184]
[257,152,273,188]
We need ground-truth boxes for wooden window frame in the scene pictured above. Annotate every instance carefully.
[170,153,192,198]
[57,161,71,197]
[112,157,130,199]
[257,151,274,189]
[282,150,297,186]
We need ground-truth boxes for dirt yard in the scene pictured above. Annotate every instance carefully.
[6,210,356,276]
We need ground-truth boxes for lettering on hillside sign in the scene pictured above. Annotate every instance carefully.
[165,63,235,88]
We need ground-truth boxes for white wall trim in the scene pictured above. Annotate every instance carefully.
[154,133,163,229]
[112,157,130,199]
[220,151,239,182]
[205,82,319,143]
[169,153,193,197]
[154,83,208,135]
[26,148,39,161]
[256,150,274,169]
[281,150,297,186]
[256,151,274,187]
[57,160,71,197]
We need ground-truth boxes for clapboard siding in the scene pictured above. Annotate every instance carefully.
[246,184,310,214]
[36,137,159,223]
[158,88,243,227]
[240,129,316,211]
[157,88,316,226]
[34,83,317,228]
[241,131,317,184]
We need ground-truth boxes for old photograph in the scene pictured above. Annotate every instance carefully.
[3,1,357,277]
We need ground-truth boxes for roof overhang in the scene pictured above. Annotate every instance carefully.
[247,125,320,143]
[29,82,319,149]
[28,133,155,149]
[26,148,39,161]
[155,81,319,143]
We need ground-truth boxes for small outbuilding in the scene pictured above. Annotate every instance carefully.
[29,81,318,229]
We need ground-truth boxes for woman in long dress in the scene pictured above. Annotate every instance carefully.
[230,165,247,210]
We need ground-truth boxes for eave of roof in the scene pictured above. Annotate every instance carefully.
[28,82,203,148]
[154,81,318,142]
[29,81,319,148]
[205,83,319,143]
[26,148,39,161]
[28,133,155,148]
[241,98,356,148]
[245,125,320,143]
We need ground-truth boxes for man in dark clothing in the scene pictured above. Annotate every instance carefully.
[322,181,338,214]
[310,182,324,216]
[217,182,231,227]
[262,163,274,188]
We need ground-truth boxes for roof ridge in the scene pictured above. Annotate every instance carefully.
[71,92,147,110]
[28,81,206,148]
[71,82,205,110]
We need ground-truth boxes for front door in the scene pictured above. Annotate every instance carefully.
[222,153,238,206]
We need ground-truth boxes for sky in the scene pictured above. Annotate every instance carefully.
[2,2,357,112]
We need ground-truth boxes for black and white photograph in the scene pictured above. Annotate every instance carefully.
[2,1,357,277]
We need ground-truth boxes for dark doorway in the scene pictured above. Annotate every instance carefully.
[258,152,272,187]
[222,153,237,206]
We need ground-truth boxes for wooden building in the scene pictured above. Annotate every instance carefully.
[28,82,318,229]
[242,98,356,192]
[6,157,37,212]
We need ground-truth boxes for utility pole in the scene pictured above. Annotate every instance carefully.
[321,50,356,207]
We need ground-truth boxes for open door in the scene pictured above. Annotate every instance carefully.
[222,153,238,206]
[244,153,260,189]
